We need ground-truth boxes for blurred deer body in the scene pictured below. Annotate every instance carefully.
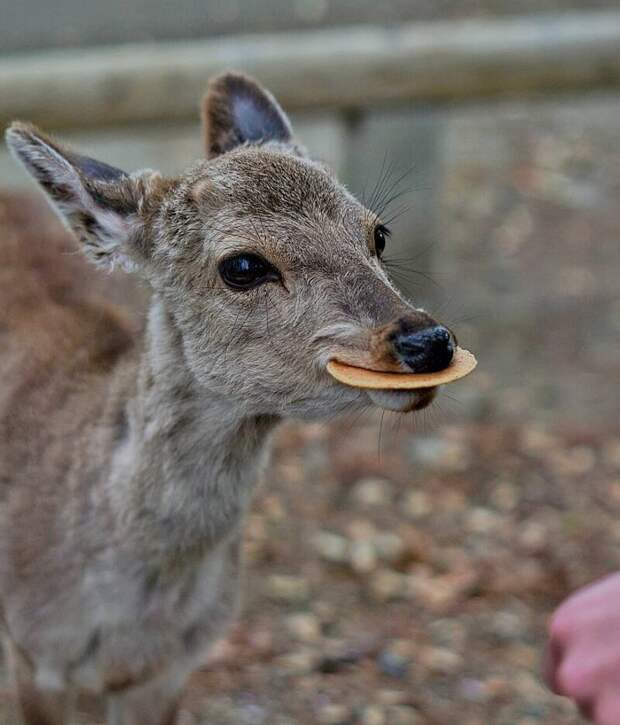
[0,195,251,723]
[1,73,454,724]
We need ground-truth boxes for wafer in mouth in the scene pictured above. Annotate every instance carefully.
[326,347,477,390]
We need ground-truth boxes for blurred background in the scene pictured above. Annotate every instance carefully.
[1,1,620,723]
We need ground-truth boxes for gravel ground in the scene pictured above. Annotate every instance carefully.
[164,413,619,725]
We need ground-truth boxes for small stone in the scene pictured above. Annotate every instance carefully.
[520,427,558,454]
[466,507,502,534]
[385,705,422,724]
[519,521,548,551]
[403,490,432,518]
[459,677,489,703]
[512,671,549,702]
[313,530,349,563]
[428,619,466,649]
[490,480,518,512]
[420,646,463,674]
[374,533,405,564]
[409,436,470,472]
[508,644,539,669]
[377,649,409,679]
[360,705,387,725]
[484,676,512,699]
[491,610,526,640]
[241,703,267,725]
[316,704,351,725]
[376,690,409,706]
[369,569,408,602]
[350,540,378,573]
[407,572,458,610]
[548,446,596,476]
[389,639,416,659]
[603,439,620,468]
[286,612,321,643]
[176,711,196,725]
[347,519,377,540]
[274,649,317,674]
[352,477,392,507]
[266,575,309,603]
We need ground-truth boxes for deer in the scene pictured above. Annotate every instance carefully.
[0,72,456,724]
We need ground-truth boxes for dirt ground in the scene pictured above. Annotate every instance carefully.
[160,413,618,725]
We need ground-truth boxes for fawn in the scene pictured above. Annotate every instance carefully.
[1,72,455,724]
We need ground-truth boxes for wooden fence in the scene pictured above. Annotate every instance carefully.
[1,11,620,131]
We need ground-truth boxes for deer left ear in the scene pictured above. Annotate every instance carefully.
[202,72,293,158]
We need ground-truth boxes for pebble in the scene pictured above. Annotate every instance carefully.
[376,690,409,706]
[385,705,422,724]
[491,610,526,640]
[519,427,559,455]
[409,436,470,472]
[313,530,349,564]
[466,507,503,534]
[518,521,548,551]
[286,612,321,642]
[368,569,408,602]
[420,646,463,674]
[403,490,432,518]
[177,711,196,725]
[603,439,620,468]
[316,704,352,724]
[374,532,405,563]
[352,477,393,506]
[274,649,317,674]
[377,649,410,679]
[459,677,489,703]
[548,445,596,476]
[360,705,387,725]
[266,575,309,603]
[350,540,378,573]
[490,479,518,511]
[407,572,459,610]
[428,619,466,649]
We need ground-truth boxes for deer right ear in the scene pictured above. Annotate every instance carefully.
[202,72,293,158]
[5,122,152,272]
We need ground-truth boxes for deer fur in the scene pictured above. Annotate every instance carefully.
[1,72,445,724]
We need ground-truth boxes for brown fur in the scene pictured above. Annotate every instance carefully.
[1,73,450,724]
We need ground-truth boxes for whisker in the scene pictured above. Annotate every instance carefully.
[377,409,386,462]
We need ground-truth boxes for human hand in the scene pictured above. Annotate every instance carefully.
[546,572,620,724]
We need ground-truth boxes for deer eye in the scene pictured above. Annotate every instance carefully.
[374,224,390,259]
[219,253,280,290]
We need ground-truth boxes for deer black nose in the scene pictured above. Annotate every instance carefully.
[393,324,454,373]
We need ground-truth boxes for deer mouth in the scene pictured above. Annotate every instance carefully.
[366,387,437,413]
[325,347,476,413]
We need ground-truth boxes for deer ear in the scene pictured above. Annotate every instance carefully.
[202,72,293,158]
[6,122,147,272]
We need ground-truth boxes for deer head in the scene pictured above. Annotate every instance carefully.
[6,72,454,418]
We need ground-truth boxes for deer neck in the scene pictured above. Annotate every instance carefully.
[113,294,279,561]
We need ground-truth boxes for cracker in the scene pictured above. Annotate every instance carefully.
[326,347,477,390]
